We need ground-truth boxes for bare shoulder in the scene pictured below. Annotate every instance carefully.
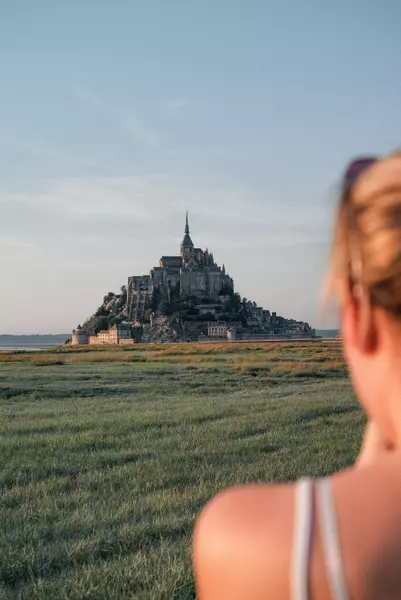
[327,458,401,598]
[332,456,401,535]
[193,483,295,600]
[194,483,295,541]
[192,460,401,600]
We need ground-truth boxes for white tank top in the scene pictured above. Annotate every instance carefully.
[291,478,350,600]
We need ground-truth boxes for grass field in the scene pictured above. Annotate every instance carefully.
[0,342,363,599]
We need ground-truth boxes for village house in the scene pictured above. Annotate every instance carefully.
[75,324,134,346]
[207,321,228,338]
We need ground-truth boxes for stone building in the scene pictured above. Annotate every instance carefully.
[127,213,234,321]
[108,324,133,344]
[96,330,111,344]
[71,327,89,345]
[75,324,133,345]
[207,321,228,337]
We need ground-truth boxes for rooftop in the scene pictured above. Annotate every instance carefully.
[160,256,182,267]
[181,211,194,248]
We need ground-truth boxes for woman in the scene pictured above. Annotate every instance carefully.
[193,153,401,600]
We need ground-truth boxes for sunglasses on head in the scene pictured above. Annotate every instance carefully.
[343,157,378,188]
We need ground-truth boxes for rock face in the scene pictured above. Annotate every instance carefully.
[140,316,203,344]
[141,317,182,344]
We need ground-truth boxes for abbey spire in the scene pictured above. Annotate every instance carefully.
[180,210,194,254]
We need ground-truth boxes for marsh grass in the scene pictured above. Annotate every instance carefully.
[0,341,359,599]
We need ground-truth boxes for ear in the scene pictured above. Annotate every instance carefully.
[341,285,380,354]
[341,283,378,354]
[357,287,379,353]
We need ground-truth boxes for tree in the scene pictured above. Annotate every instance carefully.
[103,292,115,304]
[194,312,215,322]
[223,292,242,314]
[132,326,143,343]
[96,316,109,333]
[219,285,234,296]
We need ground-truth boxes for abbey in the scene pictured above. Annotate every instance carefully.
[127,213,234,321]
[72,212,315,344]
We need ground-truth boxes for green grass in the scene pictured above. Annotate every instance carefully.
[0,342,362,599]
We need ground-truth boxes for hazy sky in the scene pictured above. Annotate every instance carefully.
[1,1,400,334]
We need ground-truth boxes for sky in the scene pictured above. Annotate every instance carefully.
[1,1,400,334]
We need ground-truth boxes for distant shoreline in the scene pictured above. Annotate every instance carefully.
[0,331,339,347]
[0,335,69,352]
[0,346,57,352]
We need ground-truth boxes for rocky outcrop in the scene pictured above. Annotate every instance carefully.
[140,316,198,344]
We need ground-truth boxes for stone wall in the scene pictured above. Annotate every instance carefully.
[207,271,222,297]
[180,269,227,298]
[71,331,89,345]
[181,269,208,296]
[127,275,153,320]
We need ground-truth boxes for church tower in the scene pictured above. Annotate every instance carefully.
[180,211,194,259]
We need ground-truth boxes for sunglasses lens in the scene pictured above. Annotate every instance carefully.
[345,158,377,185]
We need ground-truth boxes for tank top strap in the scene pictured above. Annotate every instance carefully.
[291,478,314,600]
[316,478,350,600]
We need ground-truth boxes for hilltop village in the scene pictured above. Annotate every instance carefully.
[69,214,315,345]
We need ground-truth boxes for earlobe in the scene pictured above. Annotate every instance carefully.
[364,311,378,353]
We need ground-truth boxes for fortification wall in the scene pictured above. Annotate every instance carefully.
[71,332,89,345]
[181,269,223,297]
[207,271,222,297]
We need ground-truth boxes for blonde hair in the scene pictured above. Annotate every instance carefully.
[328,152,401,316]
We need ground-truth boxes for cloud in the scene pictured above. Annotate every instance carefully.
[0,173,331,253]
[71,87,110,112]
[9,140,99,169]
[72,85,160,148]
[165,97,188,110]
[0,236,41,255]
